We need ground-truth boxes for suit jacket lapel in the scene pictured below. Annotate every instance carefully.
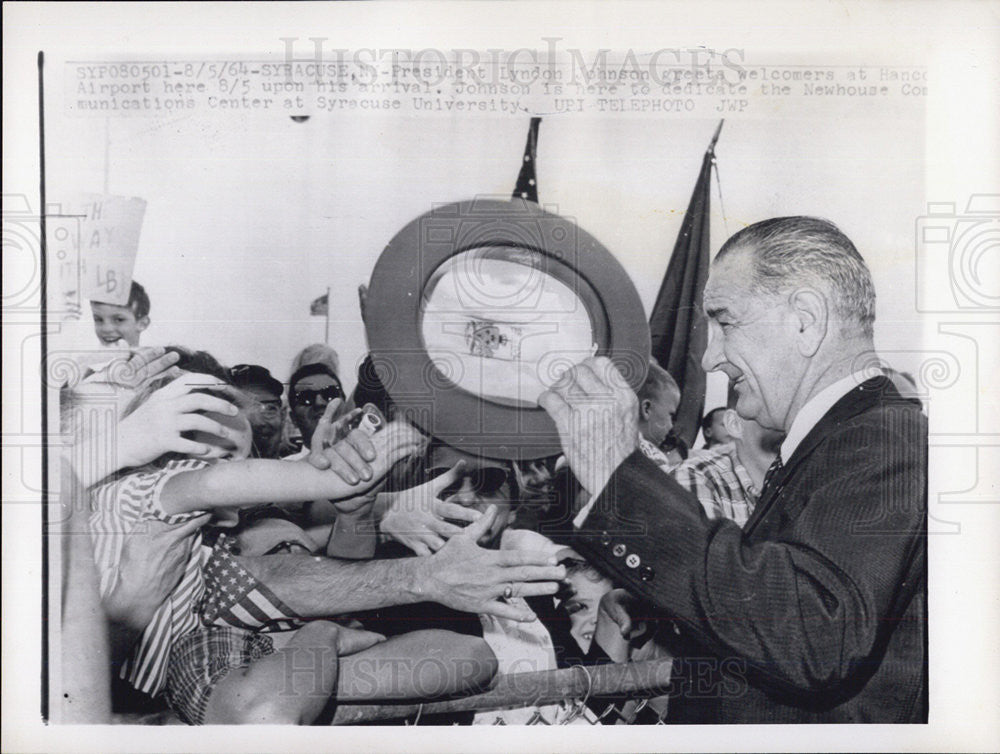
[743,376,896,536]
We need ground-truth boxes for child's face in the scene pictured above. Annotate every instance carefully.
[564,569,614,652]
[187,406,253,462]
[91,301,148,347]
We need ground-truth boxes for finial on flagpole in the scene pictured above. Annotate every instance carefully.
[512,117,542,203]
[707,119,725,156]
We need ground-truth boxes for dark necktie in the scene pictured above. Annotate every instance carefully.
[761,451,784,496]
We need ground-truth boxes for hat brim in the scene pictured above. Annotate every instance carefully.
[427,441,511,473]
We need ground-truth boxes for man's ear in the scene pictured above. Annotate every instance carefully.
[639,399,652,422]
[137,315,150,332]
[788,288,827,357]
[722,408,743,440]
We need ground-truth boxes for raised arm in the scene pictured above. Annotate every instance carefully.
[574,433,925,697]
[158,419,426,516]
[541,357,926,697]
[238,506,568,623]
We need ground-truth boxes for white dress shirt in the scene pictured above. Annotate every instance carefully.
[780,368,883,462]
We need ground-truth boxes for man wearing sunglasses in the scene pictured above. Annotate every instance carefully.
[287,363,346,450]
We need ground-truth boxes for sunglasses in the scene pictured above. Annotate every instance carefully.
[292,384,344,407]
[432,466,512,498]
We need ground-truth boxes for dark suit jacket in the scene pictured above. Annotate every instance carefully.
[572,377,927,723]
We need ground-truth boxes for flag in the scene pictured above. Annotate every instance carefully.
[648,122,723,447]
[512,117,541,203]
[200,541,300,632]
[310,291,329,316]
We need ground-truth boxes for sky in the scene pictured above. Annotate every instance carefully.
[44,93,925,409]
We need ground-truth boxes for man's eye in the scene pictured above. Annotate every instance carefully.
[564,601,585,615]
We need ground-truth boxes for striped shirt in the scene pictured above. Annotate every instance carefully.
[670,444,759,527]
[90,458,211,696]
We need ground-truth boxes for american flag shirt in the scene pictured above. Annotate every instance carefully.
[199,532,300,633]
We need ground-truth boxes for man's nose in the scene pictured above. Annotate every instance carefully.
[701,325,724,373]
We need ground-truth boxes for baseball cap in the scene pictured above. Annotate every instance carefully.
[228,364,283,399]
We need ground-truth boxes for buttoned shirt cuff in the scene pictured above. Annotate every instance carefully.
[572,492,595,529]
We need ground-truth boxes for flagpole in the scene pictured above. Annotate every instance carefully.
[324,286,330,345]
[707,119,724,156]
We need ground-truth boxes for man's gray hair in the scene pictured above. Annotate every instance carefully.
[638,359,680,404]
[716,217,876,338]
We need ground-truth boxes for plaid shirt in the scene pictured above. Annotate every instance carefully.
[670,445,759,526]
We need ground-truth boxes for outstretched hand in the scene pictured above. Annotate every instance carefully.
[538,356,640,497]
[308,400,426,491]
[103,346,183,390]
[417,506,566,622]
[116,372,243,470]
[379,462,482,556]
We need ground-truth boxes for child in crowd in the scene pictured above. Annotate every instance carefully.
[560,558,614,655]
[90,347,494,724]
[55,280,152,381]
[91,280,151,348]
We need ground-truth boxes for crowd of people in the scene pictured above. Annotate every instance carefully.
[58,215,927,725]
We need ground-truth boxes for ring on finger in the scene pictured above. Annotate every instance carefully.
[502,582,514,600]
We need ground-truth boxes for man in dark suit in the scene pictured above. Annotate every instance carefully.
[540,217,927,723]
